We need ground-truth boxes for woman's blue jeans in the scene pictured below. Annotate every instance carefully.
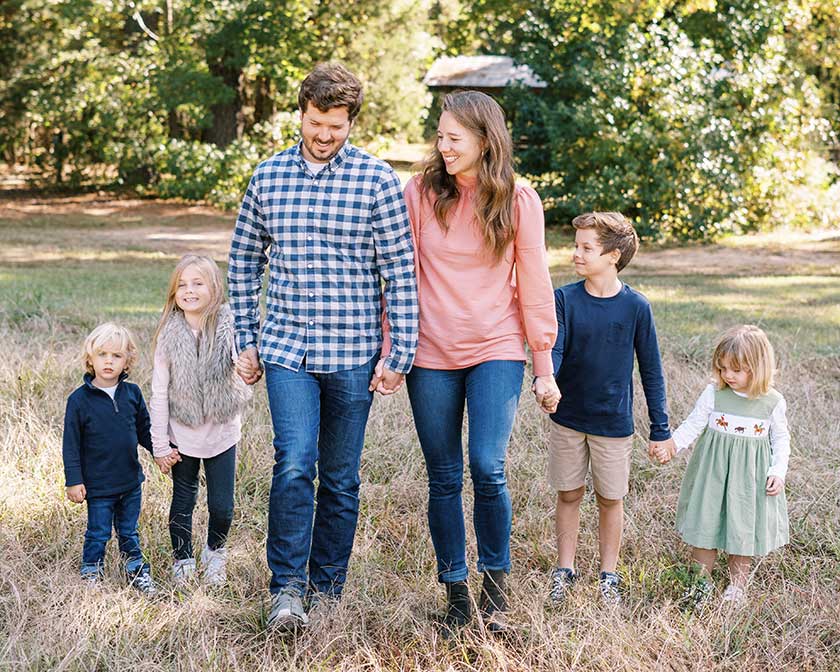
[406,360,524,583]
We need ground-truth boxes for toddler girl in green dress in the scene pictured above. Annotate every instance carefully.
[652,325,790,605]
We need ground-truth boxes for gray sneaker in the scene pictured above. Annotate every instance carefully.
[200,545,227,587]
[549,567,577,604]
[268,587,309,632]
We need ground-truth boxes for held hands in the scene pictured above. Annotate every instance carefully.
[368,358,405,396]
[766,475,785,496]
[649,438,677,464]
[532,375,561,414]
[235,347,263,385]
[66,484,86,503]
[154,448,182,475]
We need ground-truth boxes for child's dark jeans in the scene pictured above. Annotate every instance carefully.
[81,484,147,577]
[169,445,236,560]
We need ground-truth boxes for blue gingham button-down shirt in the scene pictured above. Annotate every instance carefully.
[228,142,419,374]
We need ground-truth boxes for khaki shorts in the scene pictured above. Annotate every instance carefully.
[547,422,633,500]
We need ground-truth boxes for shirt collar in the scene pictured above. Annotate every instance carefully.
[293,141,351,176]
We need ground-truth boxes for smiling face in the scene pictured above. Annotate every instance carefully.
[299,102,353,164]
[436,110,484,178]
[572,228,621,279]
[89,339,127,388]
[175,264,212,319]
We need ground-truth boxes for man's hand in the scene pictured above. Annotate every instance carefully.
[766,475,784,496]
[368,358,405,395]
[66,484,86,503]
[235,347,263,385]
[649,438,677,464]
[532,375,561,414]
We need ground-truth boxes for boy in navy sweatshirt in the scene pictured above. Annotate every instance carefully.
[63,323,156,595]
[546,212,676,606]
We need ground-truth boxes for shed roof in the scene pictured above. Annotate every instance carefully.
[423,55,547,89]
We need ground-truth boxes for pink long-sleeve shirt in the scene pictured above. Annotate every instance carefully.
[404,174,557,376]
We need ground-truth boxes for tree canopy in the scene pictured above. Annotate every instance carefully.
[1,0,837,238]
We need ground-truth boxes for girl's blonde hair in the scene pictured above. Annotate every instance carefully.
[712,325,776,397]
[82,323,138,376]
[420,90,516,264]
[153,254,225,350]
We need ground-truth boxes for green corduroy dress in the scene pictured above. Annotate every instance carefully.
[676,386,789,556]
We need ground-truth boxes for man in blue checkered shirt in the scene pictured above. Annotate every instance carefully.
[227,63,418,632]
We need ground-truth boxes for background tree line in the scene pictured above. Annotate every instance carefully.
[1,0,837,239]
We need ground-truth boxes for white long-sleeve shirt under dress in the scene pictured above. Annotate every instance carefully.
[672,383,790,556]
[672,384,791,480]
[150,337,241,460]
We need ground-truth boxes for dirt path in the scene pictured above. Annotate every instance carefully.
[1,193,839,275]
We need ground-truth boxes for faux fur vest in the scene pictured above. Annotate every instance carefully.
[158,304,251,427]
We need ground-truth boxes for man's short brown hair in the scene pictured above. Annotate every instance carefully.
[572,212,639,272]
[298,62,364,121]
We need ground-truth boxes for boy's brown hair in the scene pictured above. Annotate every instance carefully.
[572,212,639,272]
[298,62,364,121]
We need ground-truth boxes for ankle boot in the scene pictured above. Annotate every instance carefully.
[442,580,471,631]
[479,569,508,633]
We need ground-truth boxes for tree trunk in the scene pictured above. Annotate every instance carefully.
[203,60,242,147]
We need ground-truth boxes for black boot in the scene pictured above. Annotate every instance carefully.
[479,569,508,633]
[442,581,471,635]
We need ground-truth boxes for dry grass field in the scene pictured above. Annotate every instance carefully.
[1,193,839,671]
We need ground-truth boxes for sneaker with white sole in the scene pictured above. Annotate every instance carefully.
[549,567,577,604]
[130,568,158,598]
[268,586,309,633]
[599,571,622,605]
[200,545,228,587]
[721,583,746,605]
[173,558,197,587]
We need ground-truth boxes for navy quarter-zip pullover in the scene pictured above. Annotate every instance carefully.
[62,373,153,497]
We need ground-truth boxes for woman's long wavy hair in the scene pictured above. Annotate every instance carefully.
[420,90,516,263]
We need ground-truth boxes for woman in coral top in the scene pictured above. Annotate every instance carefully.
[404,91,559,633]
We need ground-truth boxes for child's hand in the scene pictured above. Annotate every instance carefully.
[154,450,180,474]
[236,347,263,385]
[649,438,676,464]
[532,375,561,414]
[66,484,86,503]
[766,475,784,496]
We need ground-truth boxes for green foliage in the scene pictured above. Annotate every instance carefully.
[491,0,838,239]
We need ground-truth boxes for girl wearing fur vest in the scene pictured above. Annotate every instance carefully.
[150,254,251,587]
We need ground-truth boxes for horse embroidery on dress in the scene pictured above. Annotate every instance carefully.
[715,415,729,430]
[734,426,745,434]
[754,423,765,435]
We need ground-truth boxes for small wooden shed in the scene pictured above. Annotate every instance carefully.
[423,55,547,93]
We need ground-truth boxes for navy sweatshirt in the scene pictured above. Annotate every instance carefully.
[62,373,153,497]
[549,281,671,440]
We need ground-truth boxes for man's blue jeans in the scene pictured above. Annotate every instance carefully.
[81,484,147,577]
[406,360,524,583]
[264,356,377,597]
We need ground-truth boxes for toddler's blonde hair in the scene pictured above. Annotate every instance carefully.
[712,324,775,398]
[82,323,138,376]
[153,254,225,351]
